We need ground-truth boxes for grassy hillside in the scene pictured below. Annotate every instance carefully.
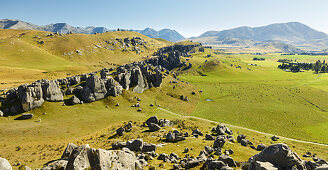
[0,29,172,89]
[179,49,328,144]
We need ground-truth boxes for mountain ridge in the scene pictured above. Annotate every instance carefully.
[191,22,328,50]
[0,19,185,42]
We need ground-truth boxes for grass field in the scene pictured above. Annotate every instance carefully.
[179,49,328,144]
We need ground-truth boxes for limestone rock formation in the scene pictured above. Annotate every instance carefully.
[80,75,107,102]
[18,83,44,112]
[248,143,305,170]
[42,80,63,102]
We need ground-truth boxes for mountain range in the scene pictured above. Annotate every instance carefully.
[191,22,328,51]
[0,19,185,42]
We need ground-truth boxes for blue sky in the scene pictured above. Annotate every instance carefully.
[1,0,328,37]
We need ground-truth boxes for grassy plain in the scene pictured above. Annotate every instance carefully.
[180,50,328,144]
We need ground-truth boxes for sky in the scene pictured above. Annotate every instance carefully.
[1,0,328,38]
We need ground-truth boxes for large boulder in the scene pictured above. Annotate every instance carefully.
[18,83,44,111]
[126,139,143,152]
[65,144,144,170]
[248,144,305,170]
[0,157,12,170]
[42,80,63,102]
[116,72,131,90]
[105,78,123,97]
[131,67,148,93]
[41,160,68,170]
[80,75,107,102]
[252,161,278,170]
[145,116,159,126]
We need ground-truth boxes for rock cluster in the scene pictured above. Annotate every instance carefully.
[112,139,157,153]
[145,116,174,132]
[41,143,146,170]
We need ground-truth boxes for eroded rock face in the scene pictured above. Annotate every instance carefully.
[42,80,63,102]
[80,75,107,102]
[0,157,12,170]
[18,83,44,112]
[59,144,145,170]
[248,144,305,170]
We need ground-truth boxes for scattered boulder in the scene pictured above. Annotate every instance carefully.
[256,144,267,151]
[237,134,246,143]
[192,129,203,136]
[126,139,144,152]
[145,116,159,126]
[213,136,226,148]
[205,134,215,140]
[214,124,233,135]
[148,123,161,132]
[116,127,125,136]
[271,135,279,141]
[166,130,185,143]
[248,144,305,170]
[218,155,236,167]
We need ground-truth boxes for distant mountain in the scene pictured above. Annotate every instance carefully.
[133,28,185,42]
[192,22,328,51]
[0,19,184,42]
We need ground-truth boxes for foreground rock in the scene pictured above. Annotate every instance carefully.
[0,157,12,170]
[41,143,146,170]
[248,143,305,170]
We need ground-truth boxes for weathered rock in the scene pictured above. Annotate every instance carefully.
[248,144,305,170]
[112,142,127,150]
[241,139,249,147]
[315,165,328,170]
[131,67,148,93]
[205,146,214,154]
[61,143,78,160]
[116,127,125,136]
[65,144,144,170]
[10,105,21,114]
[42,80,63,102]
[116,72,131,90]
[0,110,4,117]
[271,135,279,141]
[142,143,157,152]
[192,129,203,136]
[213,136,226,148]
[158,119,174,127]
[146,116,159,126]
[18,83,44,112]
[166,131,185,143]
[226,135,235,143]
[205,134,215,140]
[126,139,143,152]
[148,123,161,132]
[41,160,68,170]
[105,78,123,97]
[256,144,267,151]
[67,95,81,105]
[218,155,236,167]
[80,75,107,102]
[124,121,133,132]
[252,161,278,170]
[237,134,246,143]
[0,157,12,170]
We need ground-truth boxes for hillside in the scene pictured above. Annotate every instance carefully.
[0,29,172,89]
[191,22,328,51]
[0,19,185,42]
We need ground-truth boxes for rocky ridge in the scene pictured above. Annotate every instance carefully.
[0,43,201,115]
